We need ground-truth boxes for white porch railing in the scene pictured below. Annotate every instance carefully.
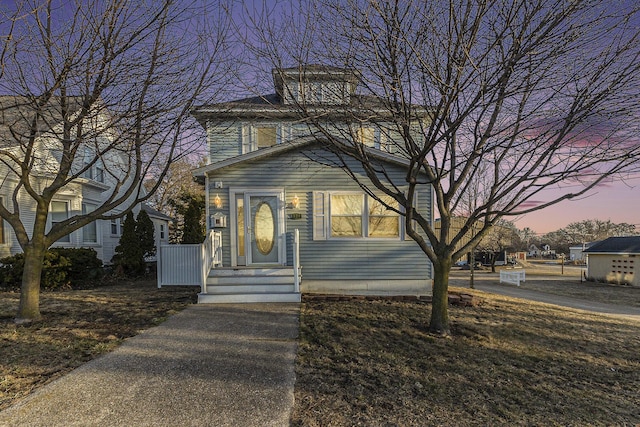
[157,230,223,289]
[293,229,300,293]
[500,269,526,286]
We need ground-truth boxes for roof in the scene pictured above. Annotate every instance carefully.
[141,203,172,221]
[191,93,428,125]
[0,96,86,144]
[193,137,416,177]
[583,236,640,254]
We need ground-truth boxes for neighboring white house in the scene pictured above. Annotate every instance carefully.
[569,242,596,262]
[0,96,166,264]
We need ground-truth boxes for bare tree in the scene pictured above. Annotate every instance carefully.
[249,0,640,334]
[476,220,520,272]
[0,0,232,322]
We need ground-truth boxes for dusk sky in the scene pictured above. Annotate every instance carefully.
[513,175,640,234]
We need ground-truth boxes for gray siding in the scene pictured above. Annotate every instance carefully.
[208,144,432,282]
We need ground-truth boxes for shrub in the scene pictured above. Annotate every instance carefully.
[49,248,103,283]
[0,251,73,291]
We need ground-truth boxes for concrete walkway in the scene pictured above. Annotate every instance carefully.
[0,304,299,427]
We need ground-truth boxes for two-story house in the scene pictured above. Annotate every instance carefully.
[0,96,169,264]
[187,65,434,302]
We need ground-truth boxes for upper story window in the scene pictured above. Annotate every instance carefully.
[356,126,376,147]
[256,127,277,148]
[82,148,105,183]
[242,124,279,153]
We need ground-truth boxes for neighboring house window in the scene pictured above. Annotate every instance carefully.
[160,224,165,239]
[95,167,104,183]
[313,191,400,239]
[82,203,98,243]
[51,201,70,243]
[110,219,120,236]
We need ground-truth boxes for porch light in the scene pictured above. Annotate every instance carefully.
[291,194,300,209]
[213,194,222,209]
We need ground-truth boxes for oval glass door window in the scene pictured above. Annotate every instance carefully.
[254,202,275,255]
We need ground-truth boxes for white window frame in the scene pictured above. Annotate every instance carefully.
[313,191,402,240]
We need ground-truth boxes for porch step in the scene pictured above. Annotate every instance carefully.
[206,267,298,286]
[205,284,296,294]
[198,292,301,304]
[199,267,301,304]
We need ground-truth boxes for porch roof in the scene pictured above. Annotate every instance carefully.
[192,137,417,177]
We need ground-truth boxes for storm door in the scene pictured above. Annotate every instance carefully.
[234,191,284,266]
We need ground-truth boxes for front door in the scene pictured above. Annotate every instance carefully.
[234,191,283,266]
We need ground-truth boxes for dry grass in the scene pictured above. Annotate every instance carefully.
[0,279,198,410]
[291,292,640,426]
[451,262,640,308]
[2,271,639,426]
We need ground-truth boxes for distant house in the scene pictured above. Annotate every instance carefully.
[159,65,434,302]
[569,242,596,262]
[583,236,640,286]
[528,244,555,258]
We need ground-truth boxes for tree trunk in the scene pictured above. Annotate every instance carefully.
[16,244,46,323]
[430,258,452,335]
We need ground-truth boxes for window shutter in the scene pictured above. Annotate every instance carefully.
[241,124,251,154]
[312,191,327,240]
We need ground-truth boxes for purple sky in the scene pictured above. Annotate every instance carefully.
[513,175,640,234]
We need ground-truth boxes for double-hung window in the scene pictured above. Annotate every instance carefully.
[110,218,120,236]
[82,203,98,243]
[51,201,70,243]
[242,124,279,153]
[314,191,400,239]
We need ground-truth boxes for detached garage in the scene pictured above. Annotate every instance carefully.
[584,236,640,286]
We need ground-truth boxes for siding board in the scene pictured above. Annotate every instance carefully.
[208,144,432,282]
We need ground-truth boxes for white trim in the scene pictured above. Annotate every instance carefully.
[229,187,286,267]
[315,191,403,240]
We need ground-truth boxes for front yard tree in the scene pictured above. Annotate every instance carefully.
[0,0,230,322]
[254,0,640,334]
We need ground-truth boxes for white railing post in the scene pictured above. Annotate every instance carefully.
[293,229,300,293]
[157,244,162,288]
